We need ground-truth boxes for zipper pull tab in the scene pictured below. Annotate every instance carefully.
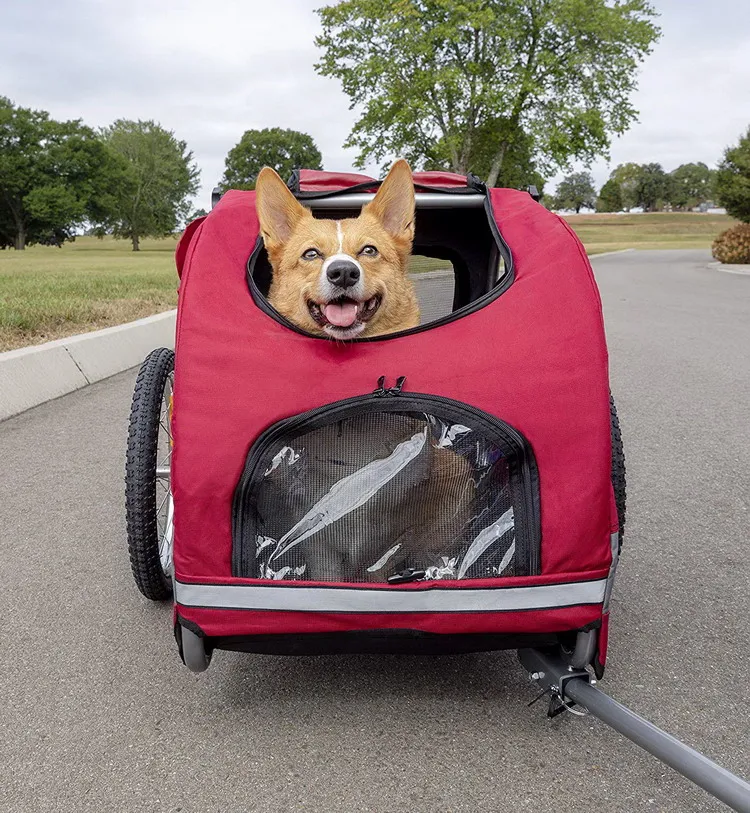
[392,376,406,394]
[373,375,387,396]
[373,375,407,396]
[387,567,426,585]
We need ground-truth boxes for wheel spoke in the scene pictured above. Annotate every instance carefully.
[156,488,170,517]
[158,493,175,576]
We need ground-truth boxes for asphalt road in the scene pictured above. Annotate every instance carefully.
[1,249,748,813]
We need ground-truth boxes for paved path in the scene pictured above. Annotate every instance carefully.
[1,249,748,812]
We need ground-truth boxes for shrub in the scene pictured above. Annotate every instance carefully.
[712,223,750,264]
[715,127,750,223]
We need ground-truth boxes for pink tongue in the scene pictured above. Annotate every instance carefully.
[323,301,358,327]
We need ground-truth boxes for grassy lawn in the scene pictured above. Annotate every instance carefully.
[0,236,179,351]
[409,255,452,274]
[0,213,734,351]
[565,211,734,254]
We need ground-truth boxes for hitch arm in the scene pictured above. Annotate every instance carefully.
[519,648,750,813]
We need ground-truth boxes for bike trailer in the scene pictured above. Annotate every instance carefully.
[127,169,623,675]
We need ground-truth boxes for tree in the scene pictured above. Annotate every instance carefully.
[221,128,323,191]
[669,162,715,210]
[596,178,623,212]
[425,118,545,189]
[715,127,750,222]
[607,162,669,211]
[100,120,200,251]
[185,207,208,224]
[315,0,660,186]
[552,171,596,213]
[608,163,642,210]
[634,162,669,211]
[0,193,18,248]
[0,97,122,250]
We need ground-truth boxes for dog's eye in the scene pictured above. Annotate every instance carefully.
[360,245,378,257]
[302,248,321,261]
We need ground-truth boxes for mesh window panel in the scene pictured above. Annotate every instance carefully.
[240,411,522,583]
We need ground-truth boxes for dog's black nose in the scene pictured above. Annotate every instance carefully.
[326,260,360,289]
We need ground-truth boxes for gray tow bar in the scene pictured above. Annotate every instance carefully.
[519,648,750,813]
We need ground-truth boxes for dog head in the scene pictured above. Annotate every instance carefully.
[255,159,419,339]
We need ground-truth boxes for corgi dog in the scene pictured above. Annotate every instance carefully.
[255,159,420,339]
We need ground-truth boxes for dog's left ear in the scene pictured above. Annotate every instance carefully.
[255,167,311,249]
[364,159,415,243]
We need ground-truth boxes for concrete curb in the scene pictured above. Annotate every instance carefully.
[0,310,176,422]
[708,261,750,276]
[410,269,453,280]
[588,248,637,259]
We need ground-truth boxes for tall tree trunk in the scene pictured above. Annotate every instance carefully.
[486,143,509,188]
[132,233,140,252]
[446,142,461,174]
[457,130,473,176]
[14,227,26,251]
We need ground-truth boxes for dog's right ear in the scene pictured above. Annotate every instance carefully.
[364,159,415,243]
[255,167,310,248]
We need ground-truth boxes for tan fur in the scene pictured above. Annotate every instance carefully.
[255,159,420,338]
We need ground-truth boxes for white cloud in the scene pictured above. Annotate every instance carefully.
[3,0,749,204]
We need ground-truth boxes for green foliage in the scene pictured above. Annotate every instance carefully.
[668,162,715,210]
[715,127,750,223]
[712,223,750,264]
[609,162,643,210]
[608,162,670,211]
[221,128,323,191]
[100,120,200,251]
[315,0,660,186]
[424,118,545,189]
[634,162,669,211]
[186,207,208,224]
[0,97,122,250]
[552,171,596,213]
[596,178,623,212]
[0,201,16,249]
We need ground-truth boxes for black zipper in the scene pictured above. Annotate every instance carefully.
[246,191,514,342]
[232,388,540,579]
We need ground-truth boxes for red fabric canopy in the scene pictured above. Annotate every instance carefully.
[170,170,615,659]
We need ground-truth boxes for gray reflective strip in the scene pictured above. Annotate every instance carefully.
[175,578,607,613]
[603,532,620,612]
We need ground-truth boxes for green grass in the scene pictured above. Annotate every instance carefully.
[0,235,178,351]
[564,211,734,254]
[0,213,736,351]
[409,255,452,274]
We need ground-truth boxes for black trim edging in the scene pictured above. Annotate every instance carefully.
[245,191,514,342]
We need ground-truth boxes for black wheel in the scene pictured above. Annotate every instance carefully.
[125,348,175,600]
[610,393,626,552]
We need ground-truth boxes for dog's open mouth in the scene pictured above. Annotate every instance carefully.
[308,295,381,334]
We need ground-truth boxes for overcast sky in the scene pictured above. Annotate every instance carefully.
[3,0,749,204]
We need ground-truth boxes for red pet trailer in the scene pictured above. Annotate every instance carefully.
[124,170,750,812]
